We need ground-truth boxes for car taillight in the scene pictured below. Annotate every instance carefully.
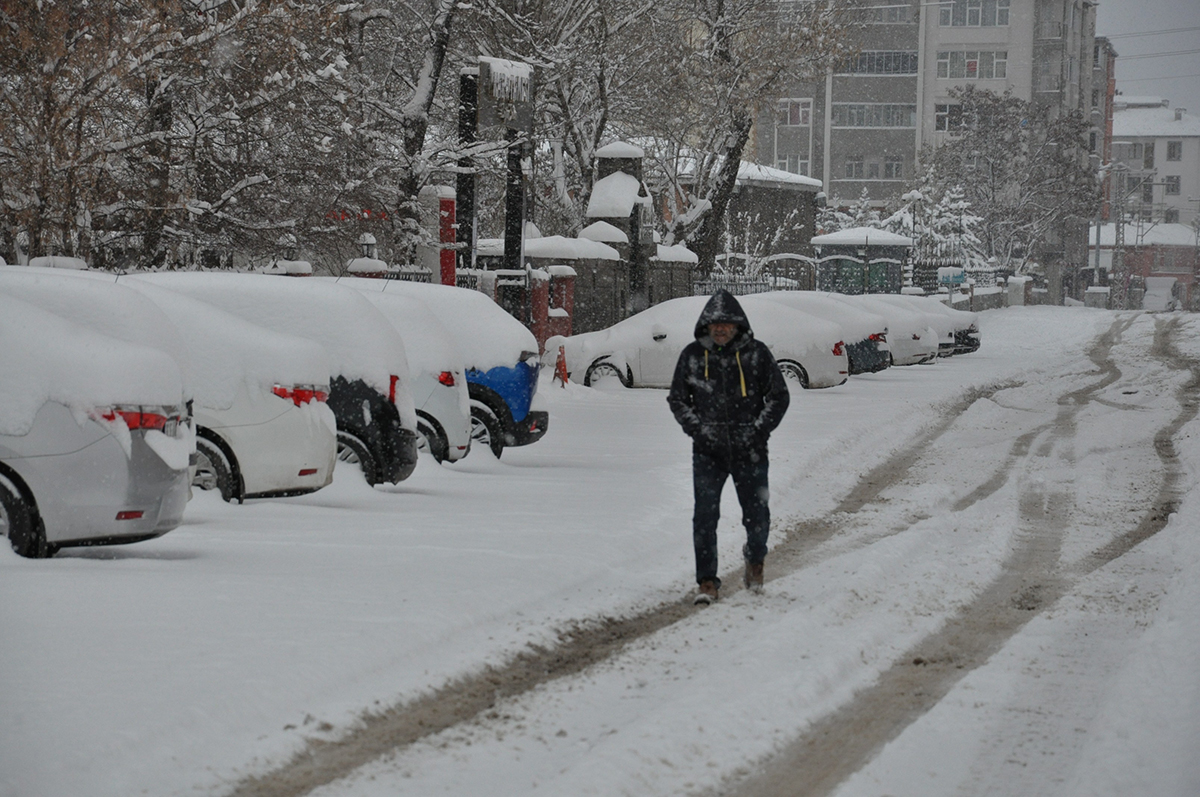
[101,408,169,431]
[832,341,845,357]
[389,374,400,403]
[272,384,330,406]
[869,332,887,343]
[116,510,144,521]
[912,333,921,340]
[437,371,456,387]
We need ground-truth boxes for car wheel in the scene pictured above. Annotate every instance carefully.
[416,420,448,463]
[337,430,379,485]
[779,360,810,389]
[469,402,504,459]
[584,360,630,388]
[1,472,51,559]
[193,436,240,503]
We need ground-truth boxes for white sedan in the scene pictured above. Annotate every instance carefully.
[550,295,848,389]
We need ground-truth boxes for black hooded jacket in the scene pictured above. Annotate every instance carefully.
[667,290,790,456]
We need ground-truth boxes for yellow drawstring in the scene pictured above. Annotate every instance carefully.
[706,349,746,397]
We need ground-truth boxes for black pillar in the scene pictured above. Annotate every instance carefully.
[503,129,525,273]
[456,70,478,274]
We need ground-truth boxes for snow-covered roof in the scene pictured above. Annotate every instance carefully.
[579,221,629,244]
[585,172,652,219]
[595,141,644,159]
[811,227,914,247]
[346,257,390,274]
[653,243,699,263]
[737,162,822,191]
[525,235,620,261]
[1112,106,1200,138]
[264,259,313,275]
[1089,223,1198,247]
[1112,96,1169,109]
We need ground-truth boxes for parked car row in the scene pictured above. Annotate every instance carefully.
[547,290,981,389]
[1,267,548,558]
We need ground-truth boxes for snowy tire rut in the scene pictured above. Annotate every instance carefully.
[226,315,1200,797]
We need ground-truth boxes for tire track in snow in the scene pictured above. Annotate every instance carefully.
[725,314,1200,797]
[224,318,1149,797]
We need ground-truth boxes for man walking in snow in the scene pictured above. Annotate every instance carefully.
[667,290,790,604]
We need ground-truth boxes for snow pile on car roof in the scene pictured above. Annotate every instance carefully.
[338,278,538,372]
[759,291,888,342]
[0,267,194,399]
[0,294,185,437]
[122,278,333,411]
[135,272,416,427]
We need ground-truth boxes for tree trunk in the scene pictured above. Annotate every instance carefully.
[689,107,753,274]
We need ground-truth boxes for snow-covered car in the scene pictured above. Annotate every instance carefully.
[136,272,420,486]
[355,280,547,459]
[122,279,340,500]
[550,294,849,390]
[867,293,956,358]
[827,294,938,366]
[1,294,192,558]
[757,290,891,374]
[896,294,982,354]
[328,279,471,463]
[1,267,339,502]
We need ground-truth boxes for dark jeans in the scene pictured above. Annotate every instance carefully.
[692,448,770,587]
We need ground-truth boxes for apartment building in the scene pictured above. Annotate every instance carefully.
[1109,97,1200,227]
[757,0,1098,208]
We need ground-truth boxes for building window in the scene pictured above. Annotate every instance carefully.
[1165,176,1181,195]
[1091,89,1099,108]
[1089,131,1097,152]
[1167,141,1182,161]
[935,103,963,132]
[867,2,911,23]
[937,50,1006,79]
[845,156,864,179]
[1142,180,1155,204]
[1165,208,1180,223]
[884,156,904,179]
[831,103,917,127]
[839,51,919,75]
[1144,142,1155,169]
[939,0,1008,26]
[777,98,812,127]
[775,154,812,176]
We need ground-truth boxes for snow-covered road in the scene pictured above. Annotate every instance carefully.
[3,307,1199,797]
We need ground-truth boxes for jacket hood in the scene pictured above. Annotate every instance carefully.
[694,289,753,342]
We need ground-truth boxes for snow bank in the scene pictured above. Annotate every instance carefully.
[0,294,185,437]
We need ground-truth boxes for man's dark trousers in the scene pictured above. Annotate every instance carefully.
[692,446,770,588]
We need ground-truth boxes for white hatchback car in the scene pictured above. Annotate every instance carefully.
[1,294,192,557]
[551,294,849,389]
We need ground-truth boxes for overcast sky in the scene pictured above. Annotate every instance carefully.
[1096,0,1200,115]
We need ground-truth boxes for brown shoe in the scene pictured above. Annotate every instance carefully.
[744,561,764,594]
[694,579,719,605]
